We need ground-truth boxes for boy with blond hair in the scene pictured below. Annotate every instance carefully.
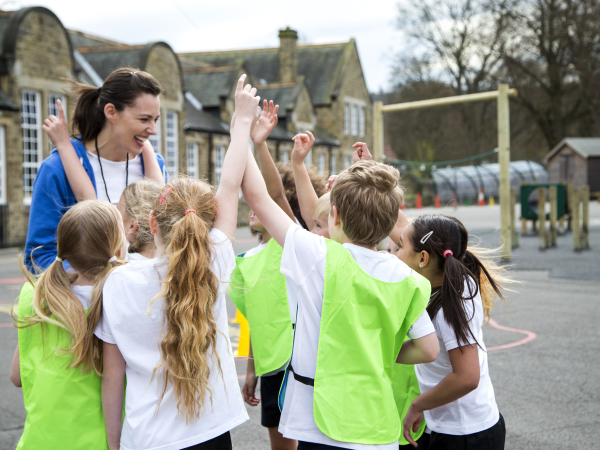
[240,149,440,449]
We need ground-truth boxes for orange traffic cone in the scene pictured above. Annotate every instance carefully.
[477,188,485,206]
[416,192,423,209]
[452,193,457,208]
[435,194,441,208]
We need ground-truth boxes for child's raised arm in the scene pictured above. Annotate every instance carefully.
[43,99,96,202]
[141,140,165,184]
[214,75,261,241]
[251,100,295,220]
[241,147,295,247]
[291,131,319,229]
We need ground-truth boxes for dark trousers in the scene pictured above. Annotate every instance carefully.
[428,414,505,450]
[399,432,430,449]
[182,431,232,450]
[298,442,343,449]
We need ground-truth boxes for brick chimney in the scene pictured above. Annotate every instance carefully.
[278,27,298,84]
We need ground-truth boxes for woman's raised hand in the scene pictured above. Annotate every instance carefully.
[234,74,261,125]
[42,99,70,149]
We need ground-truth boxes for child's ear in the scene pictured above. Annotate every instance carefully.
[331,206,341,226]
[129,219,139,235]
[420,251,431,268]
[149,211,158,235]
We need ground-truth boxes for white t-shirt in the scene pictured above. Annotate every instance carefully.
[415,278,499,435]
[278,225,435,449]
[70,285,93,310]
[95,229,248,450]
[86,151,144,206]
[125,251,149,261]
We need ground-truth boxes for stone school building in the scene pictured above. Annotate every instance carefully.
[0,6,372,248]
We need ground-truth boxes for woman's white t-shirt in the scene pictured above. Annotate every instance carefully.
[415,278,499,435]
[94,229,248,450]
[278,225,435,449]
[86,151,144,206]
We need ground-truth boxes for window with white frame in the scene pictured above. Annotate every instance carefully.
[48,94,66,153]
[214,145,225,187]
[280,150,289,164]
[345,154,352,168]
[318,153,325,174]
[165,111,178,179]
[345,99,366,136]
[305,149,312,165]
[344,103,350,135]
[0,126,6,205]
[330,152,336,175]
[22,90,43,204]
[351,105,359,136]
[149,116,161,155]
[359,106,365,137]
[187,143,198,180]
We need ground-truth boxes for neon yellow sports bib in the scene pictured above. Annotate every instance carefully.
[313,240,430,445]
[229,239,293,376]
[17,283,108,450]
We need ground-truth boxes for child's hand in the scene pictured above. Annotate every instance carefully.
[251,100,279,145]
[352,142,373,163]
[403,403,424,448]
[42,99,70,149]
[234,74,261,125]
[242,372,260,407]
[291,131,315,165]
[325,175,337,191]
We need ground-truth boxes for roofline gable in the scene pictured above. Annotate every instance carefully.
[545,138,597,161]
[0,6,75,75]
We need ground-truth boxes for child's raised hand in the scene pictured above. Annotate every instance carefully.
[251,100,279,145]
[325,175,337,191]
[234,74,261,124]
[42,99,70,149]
[291,131,315,165]
[352,142,373,163]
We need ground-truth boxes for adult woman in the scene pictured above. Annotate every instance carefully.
[25,68,166,271]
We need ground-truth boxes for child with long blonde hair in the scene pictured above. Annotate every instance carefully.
[117,179,163,260]
[10,200,126,449]
[94,75,260,450]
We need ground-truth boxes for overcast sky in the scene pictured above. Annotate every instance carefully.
[10,0,408,92]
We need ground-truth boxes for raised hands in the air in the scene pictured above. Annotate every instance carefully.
[291,131,315,164]
[352,142,373,163]
[251,100,279,145]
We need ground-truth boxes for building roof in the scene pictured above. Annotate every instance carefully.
[179,41,353,106]
[68,29,123,50]
[76,45,146,79]
[183,65,241,109]
[546,138,600,161]
[256,83,304,118]
[312,125,340,147]
[184,99,229,135]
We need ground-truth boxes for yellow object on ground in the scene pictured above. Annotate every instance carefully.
[233,309,250,357]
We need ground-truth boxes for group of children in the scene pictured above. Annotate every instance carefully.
[10,70,509,450]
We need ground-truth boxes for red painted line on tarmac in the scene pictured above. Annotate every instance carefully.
[238,374,246,380]
[0,277,26,284]
[487,318,537,351]
[0,323,14,328]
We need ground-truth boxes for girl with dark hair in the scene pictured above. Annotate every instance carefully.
[25,68,166,271]
[396,214,509,450]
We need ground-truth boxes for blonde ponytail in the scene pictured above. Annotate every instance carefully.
[151,178,220,423]
[16,201,126,372]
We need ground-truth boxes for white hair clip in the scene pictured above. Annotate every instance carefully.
[55,256,63,262]
[420,231,433,244]
[108,256,117,264]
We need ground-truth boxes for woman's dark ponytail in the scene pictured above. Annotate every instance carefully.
[68,68,162,143]
[410,214,508,350]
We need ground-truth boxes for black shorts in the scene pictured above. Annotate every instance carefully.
[260,370,285,428]
[181,431,231,450]
[428,414,506,450]
[399,432,430,449]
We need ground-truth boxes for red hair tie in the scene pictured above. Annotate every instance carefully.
[185,209,196,216]
[443,250,453,258]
